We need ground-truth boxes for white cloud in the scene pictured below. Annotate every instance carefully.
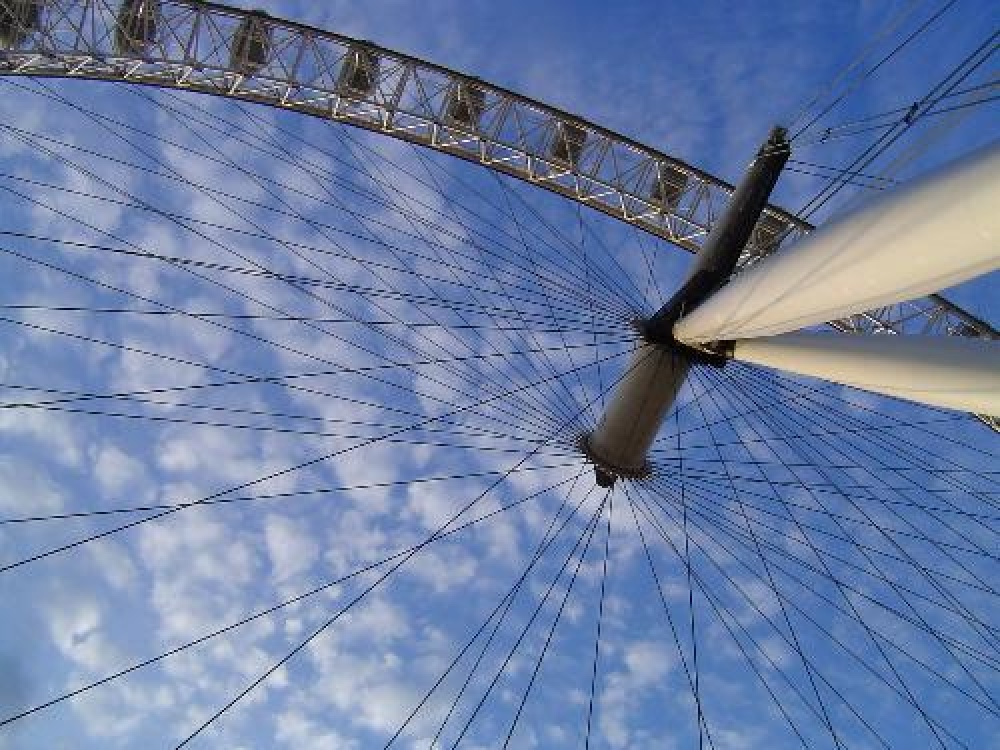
[44,588,125,675]
[265,513,320,582]
[93,442,144,494]
[623,639,673,685]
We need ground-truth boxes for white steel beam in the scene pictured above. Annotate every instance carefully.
[674,141,1000,344]
[730,332,1000,415]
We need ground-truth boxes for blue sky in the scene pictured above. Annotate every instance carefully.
[0,1,997,748]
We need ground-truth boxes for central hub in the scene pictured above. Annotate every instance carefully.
[578,126,790,487]
[581,339,691,487]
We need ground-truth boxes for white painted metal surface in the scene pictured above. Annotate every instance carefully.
[673,141,1000,344]
[584,344,689,476]
[732,332,1000,415]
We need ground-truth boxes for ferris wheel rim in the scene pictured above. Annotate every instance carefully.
[3,0,808,242]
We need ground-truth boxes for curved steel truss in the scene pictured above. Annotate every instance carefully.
[0,0,994,396]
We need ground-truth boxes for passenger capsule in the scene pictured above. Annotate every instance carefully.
[339,44,379,97]
[551,120,587,167]
[445,80,485,128]
[0,0,40,48]
[651,163,689,210]
[230,10,272,74]
[114,0,159,56]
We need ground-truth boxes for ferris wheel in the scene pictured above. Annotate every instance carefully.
[0,1,997,748]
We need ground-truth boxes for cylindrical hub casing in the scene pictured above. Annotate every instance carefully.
[584,343,689,477]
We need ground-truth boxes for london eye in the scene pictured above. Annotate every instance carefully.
[0,2,997,748]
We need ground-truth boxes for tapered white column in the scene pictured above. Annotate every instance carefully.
[674,141,1000,344]
[584,344,689,481]
[731,332,1000,415]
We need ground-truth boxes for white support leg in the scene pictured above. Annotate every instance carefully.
[674,141,1000,344]
[730,332,1000,415]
